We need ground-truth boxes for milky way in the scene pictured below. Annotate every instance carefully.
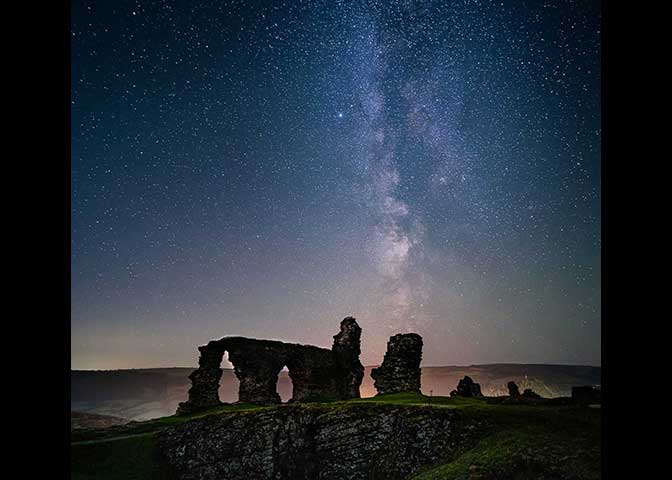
[71,0,601,369]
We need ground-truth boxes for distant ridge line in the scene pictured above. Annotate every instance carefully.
[71,363,601,372]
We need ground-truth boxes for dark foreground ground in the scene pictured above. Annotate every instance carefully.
[71,393,601,480]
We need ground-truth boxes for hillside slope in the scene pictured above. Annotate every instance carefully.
[71,411,129,430]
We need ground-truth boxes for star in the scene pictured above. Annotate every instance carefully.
[71,0,601,369]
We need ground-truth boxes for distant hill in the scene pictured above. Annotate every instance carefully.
[71,364,600,421]
[71,411,129,430]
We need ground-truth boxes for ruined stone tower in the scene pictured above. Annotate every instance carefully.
[331,316,365,398]
[371,333,423,395]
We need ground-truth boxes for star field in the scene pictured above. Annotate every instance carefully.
[71,0,600,369]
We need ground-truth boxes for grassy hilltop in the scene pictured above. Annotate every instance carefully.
[71,393,600,480]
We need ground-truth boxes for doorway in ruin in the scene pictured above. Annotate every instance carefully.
[218,351,240,403]
[277,365,294,403]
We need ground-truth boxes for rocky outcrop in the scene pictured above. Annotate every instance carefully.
[507,381,520,397]
[371,333,423,395]
[159,404,487,480]
[177,318,364,414]
[450,376,483,397]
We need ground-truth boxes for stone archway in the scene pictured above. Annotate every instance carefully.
[177,317,365,415]
[230,347,286,404]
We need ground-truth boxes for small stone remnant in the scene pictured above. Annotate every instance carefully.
[572,385,601,404]
[450,376,483,397]
[522,388,542,399]
[507,381,520,397]
[371,333,423,395]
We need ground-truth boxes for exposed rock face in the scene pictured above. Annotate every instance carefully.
[572,385,601,404]
[160,404,487,480]
[507,381,520,397]
[371,333,423,395]
[177,318,364,414]
[450,376,483,397]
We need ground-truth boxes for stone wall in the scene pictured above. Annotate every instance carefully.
[177,318,364,414]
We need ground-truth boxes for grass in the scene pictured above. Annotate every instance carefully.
[71,394,600,480]
[71,433,177,480]
[403,395,601,479]
[410,423,600,480]
[71,403,275,480]
[347,393,601,479]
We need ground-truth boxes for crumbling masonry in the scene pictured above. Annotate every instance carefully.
[177,317,365,414]
[178,317,427,415]
[371,333,423,395]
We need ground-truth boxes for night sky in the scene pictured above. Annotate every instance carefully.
[71,0,601,370]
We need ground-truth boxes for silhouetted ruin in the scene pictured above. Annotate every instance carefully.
[371,333,423,395]
[177,317,364,414]
[332,316,366,398]
[522,388,542,399]
[450,375,483,397]
[507,381,520,397]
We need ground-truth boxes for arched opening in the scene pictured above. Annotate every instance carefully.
[218,351,240,403]
[277,365,294,403]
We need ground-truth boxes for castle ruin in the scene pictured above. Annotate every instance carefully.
[177,316,424,415]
